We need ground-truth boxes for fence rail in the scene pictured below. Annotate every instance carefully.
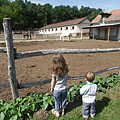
[16,48,120,59]
[1,47,120,59]
[0,65,120,89]
[1,18,120,100]
[0,47,7,53]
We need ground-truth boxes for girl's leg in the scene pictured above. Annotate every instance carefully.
[52,109,60,117]
[53,90,61,116]
[61,89,67,115]
[61,109,65,116]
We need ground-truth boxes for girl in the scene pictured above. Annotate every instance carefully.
[50,53,69,117]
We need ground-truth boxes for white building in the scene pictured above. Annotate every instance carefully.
[83,8,120,41]
[39,17,90,37]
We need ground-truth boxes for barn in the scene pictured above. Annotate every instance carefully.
[39,17,90,38]
[83,8,120,41]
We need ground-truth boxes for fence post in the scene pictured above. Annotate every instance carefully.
[3,18,19,100]
[118,71,120,75]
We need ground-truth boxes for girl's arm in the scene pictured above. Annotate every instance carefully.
[50,77,56,92]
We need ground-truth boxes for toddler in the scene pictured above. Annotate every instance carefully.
[80,71,98,119]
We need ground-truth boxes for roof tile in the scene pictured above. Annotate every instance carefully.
[40,17,87,29]
[91,8,120,23]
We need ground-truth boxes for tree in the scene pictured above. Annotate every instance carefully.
[79,6,102,21]
[51,5,73,23]
[40,4,52,26]
[0,0,103,30]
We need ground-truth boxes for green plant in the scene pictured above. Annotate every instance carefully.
[93,75,106,93]
[0,73,120,119]
[93,73,120,93]
[41,93,54,110]
[0,93,54,120]
[67,81,86,102]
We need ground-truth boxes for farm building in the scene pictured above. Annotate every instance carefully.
[39,17,90,38]
[83,8,120,41]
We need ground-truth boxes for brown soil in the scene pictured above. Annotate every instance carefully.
[0,40,120,101]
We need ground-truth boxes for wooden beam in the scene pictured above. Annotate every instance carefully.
[16,48,120,59]
[107,27,110,41]
[119,71,120,75]
[81,29,83,39]
[0,65,120,89]
[0,83,10,89]
[3,18,19,100]
[0,47,7,53]
[93,28,94,40]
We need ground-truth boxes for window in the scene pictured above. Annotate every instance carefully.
[61,28,62,30]
[56,28,57,31]
[72,26,74,29]
[66,27,68,30]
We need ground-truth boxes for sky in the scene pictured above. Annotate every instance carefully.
[29,0,120,11]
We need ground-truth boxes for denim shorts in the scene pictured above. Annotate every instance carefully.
[53,89,67,111]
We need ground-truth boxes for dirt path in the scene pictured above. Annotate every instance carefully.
[0,40,120,101]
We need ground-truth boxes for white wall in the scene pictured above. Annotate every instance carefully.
[110,26,117,36]
[94,28,98,36]
[100,28,105,39]
[77,19,90,33]
[94,26,120,40]
[39,19,90,35]
[39,25,78,34]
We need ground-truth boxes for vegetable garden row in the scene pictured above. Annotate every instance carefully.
[0,73,120,120]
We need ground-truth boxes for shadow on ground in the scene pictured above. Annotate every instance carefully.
[96,96,110,114]
[65,96,110,116]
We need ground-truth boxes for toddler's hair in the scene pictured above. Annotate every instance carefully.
[52,53,69,77]
[85,71,95,82]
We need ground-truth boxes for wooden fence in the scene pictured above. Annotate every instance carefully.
[1,18,120,100]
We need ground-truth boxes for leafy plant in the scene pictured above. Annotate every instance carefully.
[67,81,86,102]
[41,93,54,110]
[93,73,120,93]
[0,73,120,119]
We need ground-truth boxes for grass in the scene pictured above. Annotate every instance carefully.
[42,82,120,120]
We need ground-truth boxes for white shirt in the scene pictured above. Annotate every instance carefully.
[80,83,98,103]
[52,73,68,90]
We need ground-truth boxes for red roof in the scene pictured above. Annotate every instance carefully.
[40,17,88,29]
[91,8,120,23]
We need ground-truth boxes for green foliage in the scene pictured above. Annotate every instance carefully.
[0,0,102,30]
[0,73,119,119]
[0,93,54,120]
[67,81,86,102]
[94,73,120,93]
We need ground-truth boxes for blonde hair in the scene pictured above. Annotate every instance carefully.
[52,53,69,77]
[85,71,95,82]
